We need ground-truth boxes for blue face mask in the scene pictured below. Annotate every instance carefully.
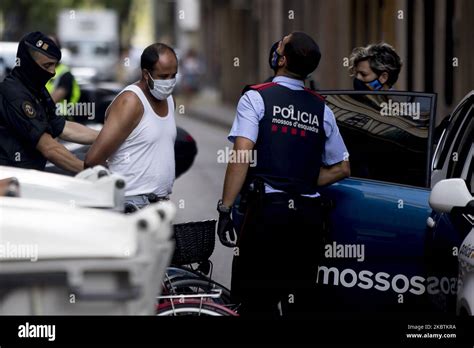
[271,50,282,70]
[268,41,280,71]
[270,39,284,70]
[353,77,384,91]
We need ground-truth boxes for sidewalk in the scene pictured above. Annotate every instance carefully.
[176,88,235,129]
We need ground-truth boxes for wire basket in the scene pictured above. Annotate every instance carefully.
[171,220,216,265]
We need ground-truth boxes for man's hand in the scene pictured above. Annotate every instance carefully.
[218,137,254,247]
[36,132,84,173]
[317,160,351,187]
[217,211,237,248]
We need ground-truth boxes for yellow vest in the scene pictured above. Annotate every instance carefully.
[46,64,81,116]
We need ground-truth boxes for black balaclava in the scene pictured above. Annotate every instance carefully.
[12,32,62,117]
[13,31,61,93]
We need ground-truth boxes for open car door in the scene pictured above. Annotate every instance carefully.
[316,90,439,313]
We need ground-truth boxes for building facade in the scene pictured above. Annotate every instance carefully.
[199,0,473,122]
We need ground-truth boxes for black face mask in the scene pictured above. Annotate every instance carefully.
[269,41,282,71]
[13,32,61,93]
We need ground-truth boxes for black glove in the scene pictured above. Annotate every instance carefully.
[217,211,237,248]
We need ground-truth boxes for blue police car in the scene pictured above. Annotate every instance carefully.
[313,90,473,313]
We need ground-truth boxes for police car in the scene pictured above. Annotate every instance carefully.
[429,178,474,315]
[314,89,473,313]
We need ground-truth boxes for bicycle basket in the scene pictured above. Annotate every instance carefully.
[171,220,216,265]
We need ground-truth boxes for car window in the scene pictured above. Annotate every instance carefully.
[467,155,474,195]
[94,44,110,56]
[434,96,473,171]
[462,147,474,195]
[448,114,473,180]
[321,91,436,187]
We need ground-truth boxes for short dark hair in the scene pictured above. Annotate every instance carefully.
[283,32,321,79]
[140,43,177,71]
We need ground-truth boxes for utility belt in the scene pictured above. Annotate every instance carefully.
[124,193,170,214]
[238,178,333,243]
[147,193,170,203]
[238,178,328,214]
[237,178,264,214]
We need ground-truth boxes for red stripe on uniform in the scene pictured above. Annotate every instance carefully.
[304,87,325,101]
[250,82,278,91]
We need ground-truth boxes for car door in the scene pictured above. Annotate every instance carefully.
[316,91,437,312]
[428,92,474,312]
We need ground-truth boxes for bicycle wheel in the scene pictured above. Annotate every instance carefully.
[165,278,232,305]
[156,300,238,316]
[165,266,201,281]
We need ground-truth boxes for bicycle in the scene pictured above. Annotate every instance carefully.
[125,201,239,316]
[155,219,239,316]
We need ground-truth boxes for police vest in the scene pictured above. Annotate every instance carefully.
[246,82,326,195]
[46,64,81,112]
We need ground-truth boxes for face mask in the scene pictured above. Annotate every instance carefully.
[270,38,285,70]
[270,50,283,70]
[15,39,58,91]
[353,77,383,91]
[268,41,280,72]
[147,72,176,100]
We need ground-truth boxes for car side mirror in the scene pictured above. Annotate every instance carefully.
[429,178,473,213]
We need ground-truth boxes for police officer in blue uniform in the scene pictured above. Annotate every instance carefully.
[217,32,351,317]
[0,32,98,172]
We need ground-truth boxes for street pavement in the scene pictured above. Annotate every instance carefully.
[170,109,235,288]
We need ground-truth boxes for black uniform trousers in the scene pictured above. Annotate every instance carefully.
[231,191,325,318]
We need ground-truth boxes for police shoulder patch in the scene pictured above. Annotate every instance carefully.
[22,101,37,119]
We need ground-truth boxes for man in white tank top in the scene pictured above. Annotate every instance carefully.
[85,43,178,208]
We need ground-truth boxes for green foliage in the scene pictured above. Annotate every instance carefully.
[1,0,132,41]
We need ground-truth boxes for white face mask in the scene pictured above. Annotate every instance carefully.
[147,72,176,100]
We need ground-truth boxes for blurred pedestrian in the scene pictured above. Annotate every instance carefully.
[180,48,203,103]
[46,35,81,121]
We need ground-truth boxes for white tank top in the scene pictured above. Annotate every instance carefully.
[107,84,177,197]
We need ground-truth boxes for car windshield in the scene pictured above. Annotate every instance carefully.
[320,91,436,187]
[64,41,114,57]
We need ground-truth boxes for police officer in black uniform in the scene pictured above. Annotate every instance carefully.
[217,32,351,317]
[0,32,98,172]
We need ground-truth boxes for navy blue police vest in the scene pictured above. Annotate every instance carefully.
[245,82,326,195]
